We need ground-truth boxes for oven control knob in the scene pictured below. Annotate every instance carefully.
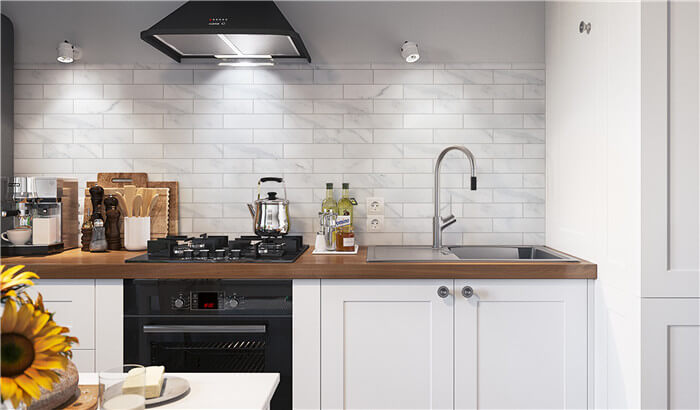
[173,296,186,309]
[226,296,239,309]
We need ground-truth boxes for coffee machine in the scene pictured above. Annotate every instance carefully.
[1,176,79,256]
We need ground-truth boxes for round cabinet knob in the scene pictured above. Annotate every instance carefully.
[437,286,450,298]
[226,296,239,309]
[173,297,185,309]
[461,286,474,299]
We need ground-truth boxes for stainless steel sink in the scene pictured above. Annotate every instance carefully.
[366,245,578,262]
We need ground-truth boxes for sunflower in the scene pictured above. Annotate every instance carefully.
[1,265,38,303]
[1,266,78,408]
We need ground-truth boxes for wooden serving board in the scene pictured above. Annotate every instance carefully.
[88,173,179,235]
[59,385,98,410]
[148,181,179,236]
[97,172,148,188]
[84,187,170,239]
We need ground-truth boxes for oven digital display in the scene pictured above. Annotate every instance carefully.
[197,292,219,309]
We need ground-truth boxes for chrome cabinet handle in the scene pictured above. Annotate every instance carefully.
[437,286,450,298]
[461,286,474,299]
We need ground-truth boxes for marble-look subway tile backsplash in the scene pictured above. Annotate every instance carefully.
[13,63,545,245]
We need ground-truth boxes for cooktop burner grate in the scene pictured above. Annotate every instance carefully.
[125,234,308,263]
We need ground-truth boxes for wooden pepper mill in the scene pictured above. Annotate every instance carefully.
[104,195,121,250]
[89,184,105,222]
[80,219,93,251]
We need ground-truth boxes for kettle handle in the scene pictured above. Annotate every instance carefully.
[256,177,287,200]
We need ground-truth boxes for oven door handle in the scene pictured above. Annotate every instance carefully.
[142,325,266,334]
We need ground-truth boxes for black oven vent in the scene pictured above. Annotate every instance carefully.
[152,340,266,372]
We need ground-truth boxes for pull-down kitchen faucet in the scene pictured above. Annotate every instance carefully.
[433,146,477,249]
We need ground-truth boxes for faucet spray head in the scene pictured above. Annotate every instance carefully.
[470,176,477,191]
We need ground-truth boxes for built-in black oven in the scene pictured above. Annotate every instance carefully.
[124,279,291,409]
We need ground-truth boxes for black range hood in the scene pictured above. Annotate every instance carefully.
[141,1,310,65]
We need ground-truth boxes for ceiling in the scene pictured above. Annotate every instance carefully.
[1,1,544,64]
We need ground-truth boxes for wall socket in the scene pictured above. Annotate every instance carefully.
[367,215,385,232]
[366,197,385,215]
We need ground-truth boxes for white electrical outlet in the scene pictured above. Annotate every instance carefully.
[366,197,385,215]
[367,215,385,232]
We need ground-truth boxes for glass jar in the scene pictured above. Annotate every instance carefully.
[335,227,355,252]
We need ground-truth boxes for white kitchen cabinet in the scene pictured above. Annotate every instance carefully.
[315,279,590,410]
[454,280,589,410]
[29,279,96,350]
[70,349,95,372]
[95,279,123,371]
[320,279,454,410]
[642,298,700,410]
[27,279,123,373]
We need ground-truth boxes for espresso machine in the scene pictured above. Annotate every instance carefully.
[1,176,79,256]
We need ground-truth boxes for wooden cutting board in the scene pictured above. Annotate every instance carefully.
[148,181,179,235]
[97,172,148,188]
[59,385,98,410]
[84,187,170,239]
[88,173,179,235]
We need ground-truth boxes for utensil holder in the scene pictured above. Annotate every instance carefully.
[124,217,150,251]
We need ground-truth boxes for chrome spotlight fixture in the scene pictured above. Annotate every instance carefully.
[401,41,420,63]
[57,40,82,64]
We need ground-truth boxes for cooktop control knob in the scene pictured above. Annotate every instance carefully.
[226,296,239,309]
[173,296,186,309]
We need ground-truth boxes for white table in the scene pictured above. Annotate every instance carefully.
[79,372,280,410]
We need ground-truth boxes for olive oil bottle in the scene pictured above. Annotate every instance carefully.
[337,183,353,230]
[321,183,337,214]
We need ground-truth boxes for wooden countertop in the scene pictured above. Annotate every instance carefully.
[1,247,596,279]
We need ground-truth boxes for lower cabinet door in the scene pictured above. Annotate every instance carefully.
[321,279,454,410]
[71,350,96,372]
[454,280,588,410]
[28,279,96,350]
[642,298,700,410]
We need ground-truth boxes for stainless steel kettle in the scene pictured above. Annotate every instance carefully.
[247,177,290,237]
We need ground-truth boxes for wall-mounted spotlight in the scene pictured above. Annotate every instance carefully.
[57,40,82,63]
[401,41,420,63]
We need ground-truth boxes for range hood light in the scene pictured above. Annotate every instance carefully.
[218,61,275,67]
[214,54,273,59]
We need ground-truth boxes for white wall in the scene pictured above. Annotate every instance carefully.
[0,1,544,65]
[545,2,642,408]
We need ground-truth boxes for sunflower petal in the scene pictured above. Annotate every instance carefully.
[10,388,21,409]
[1,299,18,332]
[29,312,50,336]
[14,374,41,400]
[13,302,35,335]
[12,271,39,282]
[31,355,67,370]
[34,335,68,353]
[45,371,60,384]
[0,377,18,402]
[0,265,26,281]
[35,325,63,339]
[25,368,54,391]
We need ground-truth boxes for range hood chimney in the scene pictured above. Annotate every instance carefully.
[141,1,310,66]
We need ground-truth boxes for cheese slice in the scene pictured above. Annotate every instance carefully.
[122,366,165,399]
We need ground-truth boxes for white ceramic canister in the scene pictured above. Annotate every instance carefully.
[124,217,151,251]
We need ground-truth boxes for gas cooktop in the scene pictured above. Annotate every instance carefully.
[125,234,308,263]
